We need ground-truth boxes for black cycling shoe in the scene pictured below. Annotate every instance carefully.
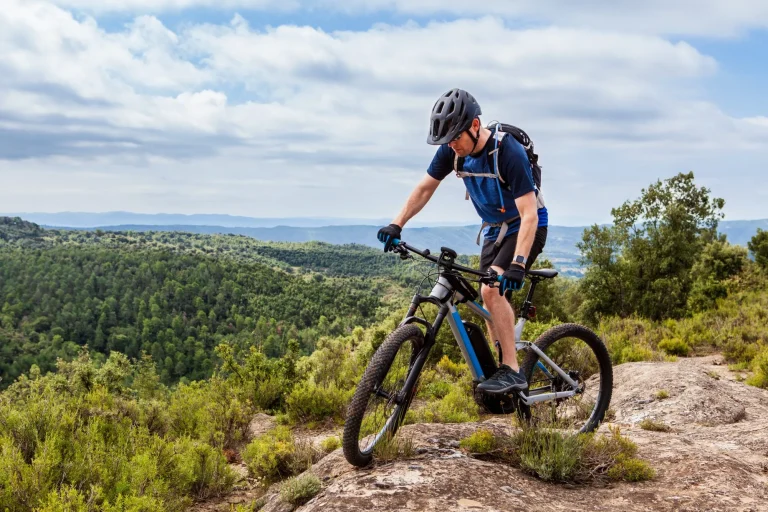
[477,364,528,395]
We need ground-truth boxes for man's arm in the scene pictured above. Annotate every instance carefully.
[392,174,441,227]
[512,191,539,265]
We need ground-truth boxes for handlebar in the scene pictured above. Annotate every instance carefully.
[390,239,495,284]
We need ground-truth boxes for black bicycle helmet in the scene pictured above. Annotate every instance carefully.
[426,88,482,145]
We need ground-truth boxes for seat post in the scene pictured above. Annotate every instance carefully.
[520,277,541,320]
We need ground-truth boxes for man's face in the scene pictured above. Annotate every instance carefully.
[447,119,479,157]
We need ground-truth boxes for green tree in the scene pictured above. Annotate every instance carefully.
[748,228,768,269]
[687,236,748,312]
[579,172,725,321]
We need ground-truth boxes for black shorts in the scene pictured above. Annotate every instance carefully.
[479,226,548,274]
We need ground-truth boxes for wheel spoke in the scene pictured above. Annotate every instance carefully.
[519,325,612,434]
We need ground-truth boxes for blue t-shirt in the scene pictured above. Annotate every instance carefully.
[427,130,548,240]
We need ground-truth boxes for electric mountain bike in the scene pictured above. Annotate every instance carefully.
[342,240,613,467]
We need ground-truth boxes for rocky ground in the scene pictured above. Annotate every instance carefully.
[191,355,768,512]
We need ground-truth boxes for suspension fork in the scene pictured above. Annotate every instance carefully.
[396,305,447,402]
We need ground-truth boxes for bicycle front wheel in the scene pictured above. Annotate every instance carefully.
[342,324,424,467]
[518,323,613,433]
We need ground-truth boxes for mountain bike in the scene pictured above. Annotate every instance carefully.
[342,240,613,467]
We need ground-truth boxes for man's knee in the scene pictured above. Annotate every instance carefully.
[481,284,505,308]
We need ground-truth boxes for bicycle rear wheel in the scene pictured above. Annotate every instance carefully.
[518,323,612,433]
[342,324,424,467]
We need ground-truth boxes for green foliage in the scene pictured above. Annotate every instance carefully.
[0,217,43,242]
[0,240,380,388]
[0,353,237,511]
[578,172,725,321]
[241,427,319,485]
[459,429,497,454]
[319,436,340,453]
[748,228,768,269]
[516,429,581,482]
[284,381,352,425]
[688,237,748,312]
[657,337,691,357]
[597,317,661,365]
[371,434,415,462]
[498,426,654,484]
[279,473,322,506]
[242,427,299,483]
[655,389,669,400]
[746,346,768,388]
[606,456,656,482]
[417,390,476,424]
[435,355,465,379]
[231,497,267,511]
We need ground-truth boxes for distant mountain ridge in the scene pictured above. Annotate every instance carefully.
[44,218,768,277]
[0,211,468,229]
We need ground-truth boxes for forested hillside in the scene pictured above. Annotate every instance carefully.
[0,218,422,389]
[1,173,768,511]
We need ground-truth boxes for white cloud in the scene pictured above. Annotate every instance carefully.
[1,0,768,224]
[47,0,768,37]
[50,0,296,14]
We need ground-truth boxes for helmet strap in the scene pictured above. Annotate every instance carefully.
[468,123,481,155]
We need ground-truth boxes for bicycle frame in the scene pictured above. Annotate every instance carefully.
[395,245,580,408]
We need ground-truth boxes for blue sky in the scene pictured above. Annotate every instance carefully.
[1,0,767,227]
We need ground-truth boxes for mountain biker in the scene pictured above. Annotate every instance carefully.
[377,88,548,394]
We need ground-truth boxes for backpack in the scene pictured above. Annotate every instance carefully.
[489,123,542,191]
[453,122,545,208]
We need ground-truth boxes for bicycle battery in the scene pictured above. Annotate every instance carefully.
[463,321,497,379]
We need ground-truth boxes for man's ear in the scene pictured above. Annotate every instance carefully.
[472,117,481,132]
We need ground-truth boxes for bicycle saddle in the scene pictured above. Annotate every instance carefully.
[527,268,558,279]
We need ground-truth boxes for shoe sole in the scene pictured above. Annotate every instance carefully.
[477,383,527,395]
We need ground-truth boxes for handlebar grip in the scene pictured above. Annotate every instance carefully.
[392,238,401,245]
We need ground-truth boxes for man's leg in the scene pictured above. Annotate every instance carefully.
[482,276,518,369]
[477,227,547,394]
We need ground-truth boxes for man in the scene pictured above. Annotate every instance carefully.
[377,88,548,394]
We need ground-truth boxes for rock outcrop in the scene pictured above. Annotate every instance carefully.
[194,355,768,512]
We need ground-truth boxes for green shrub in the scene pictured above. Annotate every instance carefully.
[242,427,318,484]
[607,456,656,481]
[478,426,655,484]
[284,381,351,425]
[459,429,497,454]
[416,382,479,424]
[372,434,414,462]
[513,428,582,482]
[657,337,690,357]
[242,426,298,483]
[423,380,452,400]
[746,346,768,388]
[748,228,768,269]
[231,496,267,511]
[169,437,236,500]
[436,355,465,379]
[36,486,88,512]
[619,344,655,364]
[654,390,669,400]
[320,436,341,453]
[279,473,322,506]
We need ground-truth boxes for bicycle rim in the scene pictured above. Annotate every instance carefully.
[358,339,420,454]
[520,324,612,433]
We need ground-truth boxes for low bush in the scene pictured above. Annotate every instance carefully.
[467,426,655,484]
[459,429,497,454]
[242,426,318,484]
[279,473,322,506]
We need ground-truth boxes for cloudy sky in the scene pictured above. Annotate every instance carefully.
[1,1,767,226]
